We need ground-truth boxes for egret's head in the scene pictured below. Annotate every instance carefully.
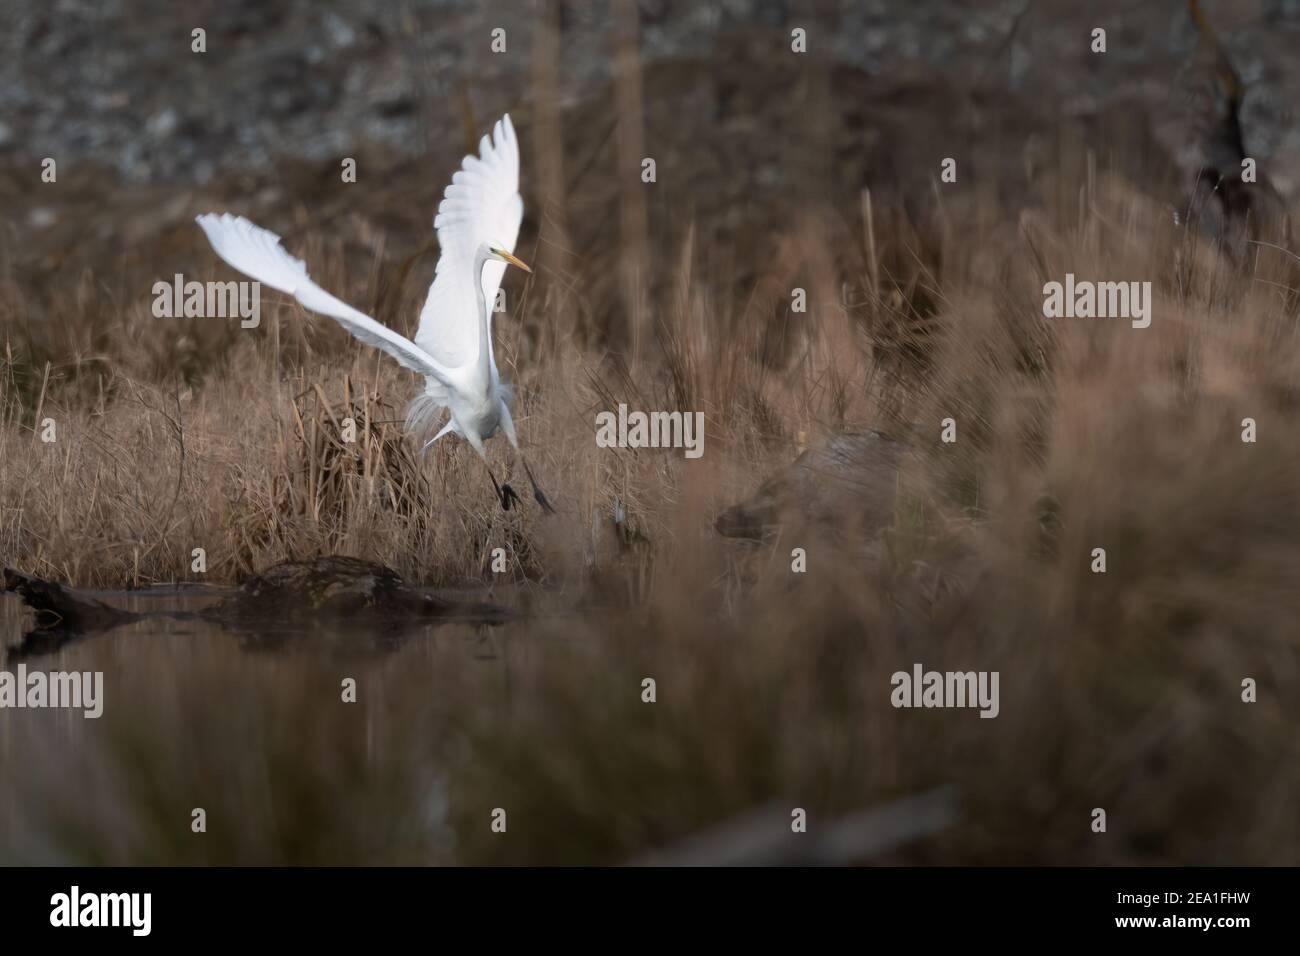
[489,245,532,274]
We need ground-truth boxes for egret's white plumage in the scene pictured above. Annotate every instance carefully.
[196,113,552,512]
[195,212,455,385]
[418,115,523,370]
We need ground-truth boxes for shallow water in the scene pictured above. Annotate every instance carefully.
[0,585,540,864]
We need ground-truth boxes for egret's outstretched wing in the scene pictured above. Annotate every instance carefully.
[195,213,454,387]
[416,113,524,371]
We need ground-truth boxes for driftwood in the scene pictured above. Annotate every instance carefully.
[629,786,958,866]
[2,569,140,635]
[2,556,510,658]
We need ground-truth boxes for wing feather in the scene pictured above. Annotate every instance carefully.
[415,113,524,371]
[195,213,454,388]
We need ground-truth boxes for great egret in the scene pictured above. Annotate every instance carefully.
[195,113,553,513]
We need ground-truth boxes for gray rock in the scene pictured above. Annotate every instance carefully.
[715,430,907,542]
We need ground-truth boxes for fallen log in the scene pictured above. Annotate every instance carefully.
[2,556,511,658]
[2,567,140,634]
[208,555,509,629]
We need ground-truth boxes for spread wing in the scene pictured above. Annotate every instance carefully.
[415,113,524,372]
[195,213,455,388]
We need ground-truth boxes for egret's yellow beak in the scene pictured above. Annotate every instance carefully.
[499,250,532,274]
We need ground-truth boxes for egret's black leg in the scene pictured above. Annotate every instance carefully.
[483,459,519,511]
[500,483,521,510]
[523,460,556,515]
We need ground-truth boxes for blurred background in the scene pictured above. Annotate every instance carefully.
[1,1,1298,866]
[4,0,1300,361]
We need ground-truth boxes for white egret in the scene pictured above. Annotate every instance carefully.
[195,113,552,513]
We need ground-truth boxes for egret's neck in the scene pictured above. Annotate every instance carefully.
[472,245,493,387]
